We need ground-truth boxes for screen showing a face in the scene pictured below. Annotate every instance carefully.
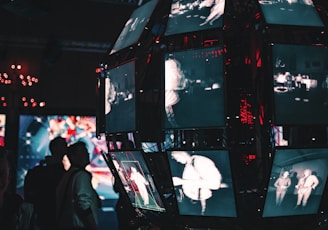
[258,0,323,27]
[164,46,225,129]
[109,0,158,55]
[16,115,118,200]
[262,148,328,217]
[0,114,5,147]
[105,61,136,134]
[110,150,166,212]
[272,44,328,125]
[165,0,225,36]
[166,150,237,217]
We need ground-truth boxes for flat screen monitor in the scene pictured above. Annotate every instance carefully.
[164,46,225,129]
[271,43,328,125]
[105,60,136,134]
[110,150,166,212]
[0,114,6,146]
[165,0,225,36]
[258,0,324,27]
[109,0,158,55]
[166,150,237,217]
[262,147,328,217]
[16,114,118,200]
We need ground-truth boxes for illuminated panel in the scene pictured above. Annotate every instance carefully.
[110,150,166,212]
[0,114,5,146]
[271,44,328,125]
[16,114,117,200]
[166,149,237,217]
[164,46,225,129]
[258,0,324,27]
[165,0,225,36]
[263,147,328,217]
[109,0,158,55]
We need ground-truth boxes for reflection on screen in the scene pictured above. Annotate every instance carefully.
[272,44,328,125]
[109,0,158,55]
[111,150,166,212]
[16,114,118,200]
[258,0,323,27]
[166,150,237,217]
[0,114,5,147]
[105,61,136,133]
[164,46,225,129]
[165,0,225,36]
[262,148,328,217]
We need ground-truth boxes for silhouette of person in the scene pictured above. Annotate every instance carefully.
[24,136,68,230]
[170,151,224,215]
[274,170,291,206]
[0,146,34,230]
[56,141,100,230]
[295,168,319,209]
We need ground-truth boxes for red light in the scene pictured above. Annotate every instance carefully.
[95,68,102,73]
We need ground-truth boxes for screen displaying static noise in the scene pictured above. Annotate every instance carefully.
[166,150,237,217]
[258,0,323,27]
[271,44,328,125]
[262,148,328,217]
[16,114,118,200]
[164,46,225,129]
[109,0,158,55]
[164,0,225,36]
[105,60,136,134]
[0,114,6,147]
[110,150,166,212]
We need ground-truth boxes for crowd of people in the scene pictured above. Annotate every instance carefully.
[0,138,102,230]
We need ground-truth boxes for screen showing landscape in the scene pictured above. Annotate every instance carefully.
[262,147,328,217]
[164,46,225,129]
[271,44,328,125]
[258,0,324,27]
[166,149,237,217]
[165,0,225,36]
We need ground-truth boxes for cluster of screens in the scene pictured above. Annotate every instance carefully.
[109,0,325,55]
[104,46,226,134]
[0,114,5,147]
[270,43,328,125]
[9,114,328,217]
[109,0,226,54]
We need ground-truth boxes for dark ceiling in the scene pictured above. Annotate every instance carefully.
[0,0,138,112]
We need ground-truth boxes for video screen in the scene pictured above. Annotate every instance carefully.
[110,150,166,212]
[166,150,237,217]
[165,0,225,36]
[258,0,324,27]
[0,114,5,147]
[271,44,328,125]
[16,114,118,201]
[105,60,136,134]
[262,148,328,217]
[109,0,158,55]
[164,46,225,129]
